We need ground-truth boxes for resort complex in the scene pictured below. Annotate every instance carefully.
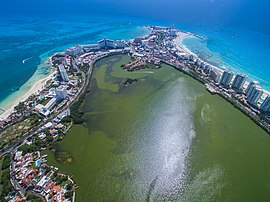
[0,25,270,201]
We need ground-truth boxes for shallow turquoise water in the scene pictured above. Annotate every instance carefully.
[181,25,270,91]
[1,16,270,110]
[0,16,150,109]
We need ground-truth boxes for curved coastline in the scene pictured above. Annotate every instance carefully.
[0,58,54,119]
[174,32,223,75]
[178,32,270,98]
[1,25,270,201]
[0,26,269,133]
[0,25,151,121]
[171,32,270,134]
[179,31,270,93]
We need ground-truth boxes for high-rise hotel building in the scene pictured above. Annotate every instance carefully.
[247,85,263,106]
[232,74,247,91]
[261,96,270,113]
[220,70,234,88]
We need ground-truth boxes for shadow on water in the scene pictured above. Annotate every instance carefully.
[145,175,159,202]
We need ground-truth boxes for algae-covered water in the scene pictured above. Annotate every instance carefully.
[45,55,270,202]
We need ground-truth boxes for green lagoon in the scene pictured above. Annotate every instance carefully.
[45,55,270,202]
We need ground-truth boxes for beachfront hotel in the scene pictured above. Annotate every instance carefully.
[246,81,260,97]
[169,29,177,37]
[209,69,221,83]
[55,86,69,100]
[35,86,69,117]
[35,98,58,117]
[65,45,83,56]
[81,44,100,52]
[98,38,115,49]
[261,96,270,113]
[58,64,69,82]
[220,70,234,88]
[232,74,247,91]
[247,85,263,106]
[115,40,126,48]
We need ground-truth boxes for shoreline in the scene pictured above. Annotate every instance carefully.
[1,26,270,200]
[175,31,270,98]
[170,31,269,134]
[174,31,223,75]
[176,31,270,95]
[0,26,269,126]
[42,54,270,201]
[0,71,54,120]
[165,60,270,135]
[0,26,150,122]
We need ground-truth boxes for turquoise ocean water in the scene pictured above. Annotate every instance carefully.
[180,25,270,91]
[0,16,151,110]
[0,15,270,111]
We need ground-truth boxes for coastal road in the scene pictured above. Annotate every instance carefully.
[0,54,98,157]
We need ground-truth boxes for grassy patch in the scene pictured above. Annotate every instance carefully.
[26,193,44,202]
[0,119,32,147]
[0,113,42,149]
[0,157,3,178]
[0,157,3,194]
[0,154,13,199]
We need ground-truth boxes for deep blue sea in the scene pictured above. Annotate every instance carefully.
[0,0,270,109]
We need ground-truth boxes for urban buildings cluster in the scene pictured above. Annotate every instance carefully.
[33,53,85,118]
[0,34,133,201]
[130,26,270,121]
[217,70,270,113]
[65,39,126,57]
[35,86,69,117]
[12,150,74,201]
[157,25,270,116]
[1,25,270,202]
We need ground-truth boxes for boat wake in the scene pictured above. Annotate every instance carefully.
[134,71,154,74]
[22,57,33,64]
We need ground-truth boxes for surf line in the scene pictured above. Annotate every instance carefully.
[22,57,33,64]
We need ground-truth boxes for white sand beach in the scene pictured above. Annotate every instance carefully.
[174,31,223,74]
[173,31,194,55]
[0,72,54,120]
[174,31,270,97]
